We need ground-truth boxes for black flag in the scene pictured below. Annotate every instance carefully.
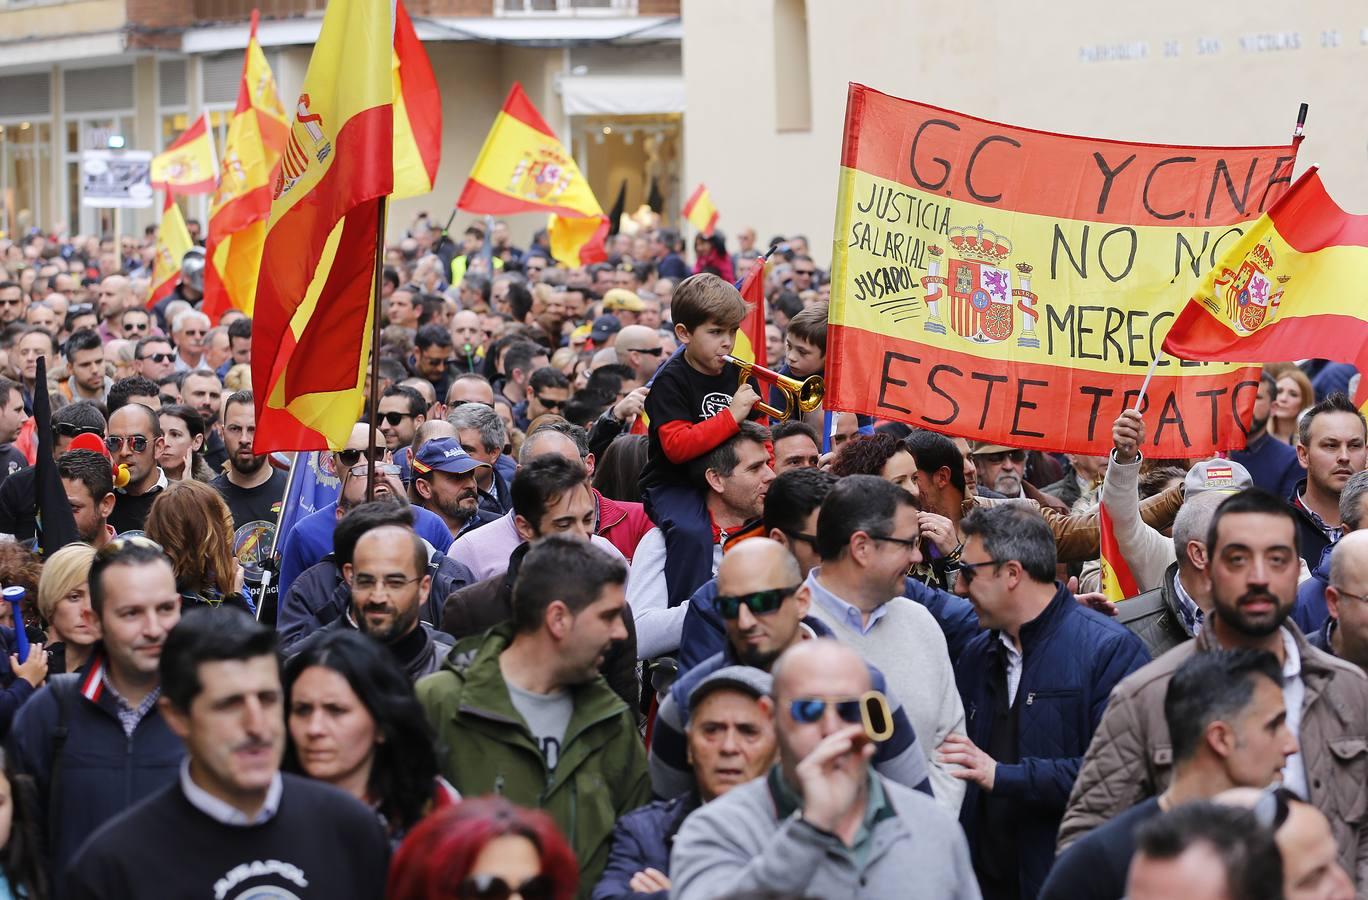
[606,178,627,237]
[647,176,664,215]
[34,356,79,555]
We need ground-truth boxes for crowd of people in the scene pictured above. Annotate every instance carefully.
[0,213,1363,899]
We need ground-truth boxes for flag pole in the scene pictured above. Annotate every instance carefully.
[1134,350,1163,411]
[366,199,389,501]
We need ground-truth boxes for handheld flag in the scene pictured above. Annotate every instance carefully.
[391,0,441,199]
[203,9,289,321]
[251,0,393,452]
[147,193,193,307]
[1099,503,1140,603]
[683,183,719,236]
[150,111,218,195]
[1162,167,1368,403]
[733,250,767,370]
[457,83,607,267]
[34,356,80,555]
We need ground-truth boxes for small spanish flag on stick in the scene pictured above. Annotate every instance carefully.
[151,111,218,195]
[683,183,718,236]
[1099,503,1140,603]
[147,193,192,307]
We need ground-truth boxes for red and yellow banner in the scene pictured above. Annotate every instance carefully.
[683,183,719,236]
[1099,504,1140,602]
[151,112,218,195]
[147,194,192,306]
[826,84,1301,456]
[391,0,441,200]
[1163,167,1368,394]
[735,251,766,370]
[457,83,608,267]
[203,10,288,321]
[251,0,393,451]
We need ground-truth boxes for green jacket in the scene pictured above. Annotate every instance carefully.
[416,625,651,897]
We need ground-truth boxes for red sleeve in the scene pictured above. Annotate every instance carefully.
[658,412,741,464]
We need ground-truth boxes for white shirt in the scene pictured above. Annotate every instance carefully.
[1279,628,1309,800]
[998,632,1023,707]
[180,759,282,826]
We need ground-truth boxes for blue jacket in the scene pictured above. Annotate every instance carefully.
[7,655,184,880]
[0,627,36,739]
[677,575,980,675]
[591,792,698,900]
[1229,430,1303,501]
[1293,541,1334,637]
[954,584,1149,900]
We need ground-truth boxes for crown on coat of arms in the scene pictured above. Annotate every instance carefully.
[1249,243,1275,271]
[948,222,1012,263]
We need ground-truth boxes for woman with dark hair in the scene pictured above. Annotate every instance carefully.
[284,629,456,845]
[691,231,734,283]
[387,797,578,900]
[156,404,214,482]
[593,434,648,504]
[0,747,49,899]
[829,432,920,495]
[144,479,252,613]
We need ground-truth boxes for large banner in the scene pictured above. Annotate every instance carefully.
[826,84,1300,456]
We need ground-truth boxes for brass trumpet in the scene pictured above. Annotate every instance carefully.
[724,355,825,421]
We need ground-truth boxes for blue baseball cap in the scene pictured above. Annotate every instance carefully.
[412,437,489,477]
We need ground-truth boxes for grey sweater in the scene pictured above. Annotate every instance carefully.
[670,770,981,900]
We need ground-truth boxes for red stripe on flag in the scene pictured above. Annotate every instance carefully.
[1266,169,1368,252]
[1100,504,1140,598]
[457,178,607,224]
[1162,304,1368,376]
[500,83,557,139]
[395,1,442,188]
[683,184,706,218]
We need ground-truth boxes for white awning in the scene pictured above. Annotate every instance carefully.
[559,74,683,116]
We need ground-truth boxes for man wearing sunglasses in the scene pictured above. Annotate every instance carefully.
[0,281,26,326]
[133,335,177,382]
[652,538,935,804]
[672,639,978,900]
[107,403,169,534]
[515,367,570,432]
[968,442,1029,499]
[410,324,456,398]
[377,385,427,452]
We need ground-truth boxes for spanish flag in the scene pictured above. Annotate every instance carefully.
[203,10,288,322]
[683,183,719,237]
[457,83,607,267]
[151,111,218,195]
[251,0,393,452]
[734,251,767,370]
[147,194,192,307]
[1163,167,1368,396]
[391,1,441,199]
[1099,503,1140,603]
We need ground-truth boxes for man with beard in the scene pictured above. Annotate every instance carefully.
[182,369,227,472]
[211,391,288,529]
[59,449,116,547]
[1060,489,1368,890]
[410,436,495,539]
[417,536,649,891]
[1289,393,1367,570]
[1231,371,1304,499]
[288,525,454,682]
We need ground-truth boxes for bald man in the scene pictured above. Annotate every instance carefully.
[615,324,664,384]
[1317,529,1368,670]
[671,640,980,900]
[650,539,936,804]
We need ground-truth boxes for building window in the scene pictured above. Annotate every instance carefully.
[498,0,633,14]
[0,121,53,240]
[773,0,812,132]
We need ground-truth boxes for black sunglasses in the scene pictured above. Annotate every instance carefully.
[54,423,102,439]
[336,447,386,468]
[379,411,413,427]
[459,874,554,900]
[534,395,565,411]
[627,346,664,357]
[957,558,1004,585]
[124,321,149,333]
[105,435,149,453]
[789,697,863,726]
[779,529,819,550]
[977,449,1027,465]
[138,352,174,363]
[717,585,800,620]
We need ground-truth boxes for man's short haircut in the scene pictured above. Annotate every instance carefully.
[904,429,967,495]
[1165,649,1283,763]
[771,291,803,322]
[785,302,829,353]
[1132,802,1282,900]
[382,384,427,418]
[1205,487,1300,561]
[1297,391,1366,448]
[502,340,543,378]
[184,368,221,387]
[959,504,1057,583]
[506,283,534,323]
[448,402,507,454]
[106,375,161,414]
[528,366,570,394]
[525,419,590,461]
[377,356,407,387]
[764,467,838,532]
[160,607,278,711]
[171,309,210,334]
[816,474,919,562]
[770,418,820,448]
[1259,369,1277,398]
[670,273,746,332]
[584,363,635,398]
[20,326,56,355]
[135,335,173,358]
[353,524,426,580]
[692,420,771,486]
[1340,470,1368,532]
[1171,491,1226,568]
[63,328,102,359]
[511,534,626,633]
[53,399,106,434]
[227,317,252,341]
[57,448,113,504]
[222,389,253,418]
[414,323,453,352]
[0,377,20,409]
[333,499,417,567]
[511,455,588,528]
[88,539,171,618]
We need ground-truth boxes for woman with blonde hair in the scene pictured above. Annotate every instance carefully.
[1269,366,1315,445]
[36,543,97,675]
[144,479,252,613]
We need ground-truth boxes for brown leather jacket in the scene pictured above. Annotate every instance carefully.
[1058,621,1368,893]
[964,483,1183,565]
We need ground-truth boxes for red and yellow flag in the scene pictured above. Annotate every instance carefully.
[1163,167,1368,398]
[734,251,767,370]
[251,0,393,452]
[1099,503,1140,603]
[391,1,441,199]
[203,10,289,322]
[826,85,1301,457]
[147,194,192,307]
[151,111,218,195]
[683,183,719,236]
[457,83,607,267]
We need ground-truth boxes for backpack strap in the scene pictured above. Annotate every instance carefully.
[44,674,80,858]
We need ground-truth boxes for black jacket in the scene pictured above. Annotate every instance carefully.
[1116,562,1195,659]
[1289,479,1335,571]
[289,617,455,682]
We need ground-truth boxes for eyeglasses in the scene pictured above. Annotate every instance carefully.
[1334,588,1368,604]
[0,298,21,307]
[458,874,555,900]
[534,395,565,411]
[351,573,422,594]
[54,423,102,439]
[123,321,149,333]
[346,462,399,479]
[789,696,865,726]
[867,533,920,549]
[138,352,174,363]
[105,435,149,453]
[421,356,449,369]
[976,449,1027,465]
[957,559,1004,585]
[779,529,819,551]
[717,585,800,619]
[793,268,816,276]
[625,346,664,357]
[378,411,413,427]
[336,447,386,468]
[180,329,206,337]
